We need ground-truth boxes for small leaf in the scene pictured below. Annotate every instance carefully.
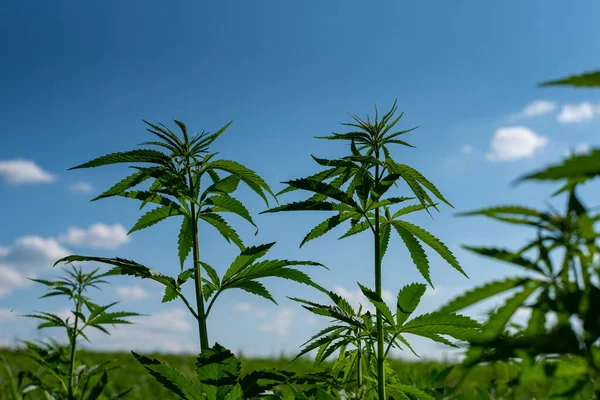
[132,352,203,399]
[129,205,183,234]
[396,283,427,326]
[177,216,194,269]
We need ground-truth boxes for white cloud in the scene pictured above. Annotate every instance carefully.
[509,100,557,121]
[258,309,294,336]
[58,223,130,249]
[69,182,94,194]
[485,126,548,162]
[0,265,30,298]
[0,236,69,298]
[235,303,254,313]
[334,285,394,313]
[557,102,600,124]
[461,145,473,154]
[116,285,148,300]
[0,236,69,272]
[234,303,268,319]
[0,160,55,184]
[142,308,192,332]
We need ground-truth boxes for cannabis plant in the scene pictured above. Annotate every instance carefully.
[291,283,478,399]
[58,119,277,351]
[55,119,329,399]
[263,101,474,399]
[20,266,137,400]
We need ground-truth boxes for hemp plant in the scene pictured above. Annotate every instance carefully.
[291,283,478,398]
[55,120,328,399]
[263,101,473,399]
[21,266,137,400]
[56,119,277,351]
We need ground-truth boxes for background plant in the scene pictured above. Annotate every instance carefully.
[435,70,600,398]
[263,101,476,399]
[289,282,478,399]
[13,266,138,400]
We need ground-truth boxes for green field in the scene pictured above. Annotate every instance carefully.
[1,347,558,399]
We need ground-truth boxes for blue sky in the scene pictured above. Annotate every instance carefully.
[2,1,600,360]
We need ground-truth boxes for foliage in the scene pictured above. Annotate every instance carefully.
[15,267,138,400]
[63,119,276,351]
[290,283,479,398]
[55,120,329,399]
[263,101,472,398]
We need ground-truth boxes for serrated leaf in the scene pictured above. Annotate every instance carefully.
[438,277,530,314]
[283,178,360,209]
[207,159,275,206]
[195,343,241,400]
[392,222,432,287]
[132,352,203,399]
[396,283,427,326]
[539,70,600,87]
[462,246,544,273]
[70,149,170,170]
[357,283,395,327]
[198,213,244,250]
[92,170,151,201]
[204,194,255,226]
[300,213,353,247]
[129,205,183,234]
[393,220,467,278]
[178,216,194,269]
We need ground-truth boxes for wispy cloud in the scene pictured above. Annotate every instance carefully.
[258,309,294,336]
[0,236,70,298]
[485,126,548,162]
[58,223,130,249]
[234,302,267,319]
[69,181,94,194]
[461,144,473,154]
[557,102,600,124]
[116,285,148,300]
[508,100,557,121]
[0,160,55,184]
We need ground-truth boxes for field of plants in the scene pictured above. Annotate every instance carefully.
[2,66,600,399]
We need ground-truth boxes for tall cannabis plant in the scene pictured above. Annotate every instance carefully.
[263,101,470,399]
[58,120,276,351]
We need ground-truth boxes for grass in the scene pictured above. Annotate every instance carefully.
[0,347,555,399]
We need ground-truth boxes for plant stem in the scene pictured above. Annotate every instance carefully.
[356,341,363,394]
[191,201,209,351]
[187,171,209,351]
[374,161,386,400]
[68,290,82,400]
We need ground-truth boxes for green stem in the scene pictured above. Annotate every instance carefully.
[356,342,362,393]
[374,161,386,400]
[188,170,209,351]
[68,291,82,399]
[191,201,209,351]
